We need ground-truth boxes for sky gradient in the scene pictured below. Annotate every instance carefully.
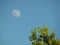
[0,0,60,45]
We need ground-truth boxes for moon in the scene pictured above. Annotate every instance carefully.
[12,9,21,17]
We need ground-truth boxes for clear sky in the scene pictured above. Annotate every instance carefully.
[0,0,60,45]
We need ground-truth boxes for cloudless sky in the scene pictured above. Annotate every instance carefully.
[0,0,60,45]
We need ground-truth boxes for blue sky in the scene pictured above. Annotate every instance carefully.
[0,0,60,45]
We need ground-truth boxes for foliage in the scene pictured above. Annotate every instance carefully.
[29,25,60,45]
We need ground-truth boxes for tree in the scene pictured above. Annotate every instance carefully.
[29,25,60,45]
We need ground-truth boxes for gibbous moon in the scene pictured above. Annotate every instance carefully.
[12,9,21,17]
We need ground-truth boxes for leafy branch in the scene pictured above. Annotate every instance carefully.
[29,25,60,45]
